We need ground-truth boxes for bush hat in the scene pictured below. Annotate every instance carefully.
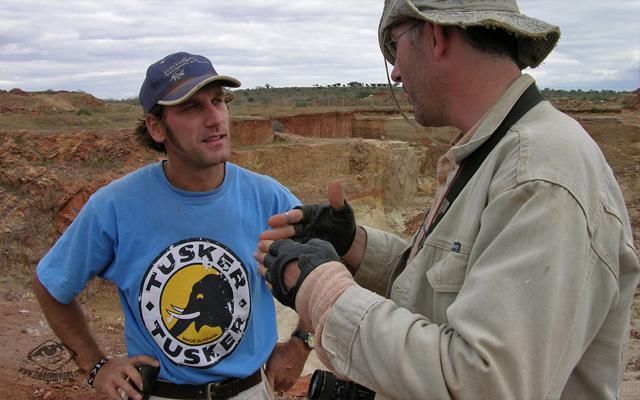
[379,0,560,68]
[139,52,241,114]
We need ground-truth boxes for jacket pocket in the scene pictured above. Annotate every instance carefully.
[425,247,470,323]
[426,249,469,292]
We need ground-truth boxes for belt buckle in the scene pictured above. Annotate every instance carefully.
[206,381,223,400]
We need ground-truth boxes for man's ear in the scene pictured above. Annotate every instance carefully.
[145,114,166,145]
[429,23,450,60]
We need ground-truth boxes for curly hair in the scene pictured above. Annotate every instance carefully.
[134,104,166,154]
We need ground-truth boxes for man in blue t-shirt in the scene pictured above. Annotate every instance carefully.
[33,52,311,400]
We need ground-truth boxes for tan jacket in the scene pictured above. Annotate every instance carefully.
[320,75,640,399]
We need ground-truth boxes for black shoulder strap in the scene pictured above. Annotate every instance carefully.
[424,83,544,238]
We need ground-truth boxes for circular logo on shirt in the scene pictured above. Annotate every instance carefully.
[139,238,251,367]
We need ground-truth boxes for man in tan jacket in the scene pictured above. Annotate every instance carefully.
[256,1,640,399]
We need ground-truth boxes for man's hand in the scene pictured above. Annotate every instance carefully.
[92,355,159,400]
[260,181,356,255]
[265,338,310,393]
[256,238,340,310]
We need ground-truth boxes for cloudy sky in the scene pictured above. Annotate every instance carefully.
[1,0,639,100]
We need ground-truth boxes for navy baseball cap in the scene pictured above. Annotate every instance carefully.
[139,52,241,114]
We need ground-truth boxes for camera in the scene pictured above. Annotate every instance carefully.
[126,364,159,400]
[308,369,376,400]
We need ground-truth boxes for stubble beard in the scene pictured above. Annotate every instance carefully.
[163,121,231,169]
[412,76,449,128]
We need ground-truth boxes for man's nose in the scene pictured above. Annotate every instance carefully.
[203,102,226,126]
[390,63,402,83]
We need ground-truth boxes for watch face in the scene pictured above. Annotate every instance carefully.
[306,333,315,348]
[293,330,315,349]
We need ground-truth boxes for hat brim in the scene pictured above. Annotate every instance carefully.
[157,74,241,107]
[379,6,560,68]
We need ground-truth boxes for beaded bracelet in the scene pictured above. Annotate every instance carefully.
[87,357,110,387]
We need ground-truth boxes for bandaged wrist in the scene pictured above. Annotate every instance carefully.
[295,262,354,332]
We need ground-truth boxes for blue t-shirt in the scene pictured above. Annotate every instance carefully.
[36,162,300,384]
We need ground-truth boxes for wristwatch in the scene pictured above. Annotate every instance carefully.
[291,329,315,350]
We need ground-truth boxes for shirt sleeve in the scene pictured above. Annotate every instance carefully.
[264,175,301,212]
[353,226,409,296]
[36,196,116,304]
[321,180,619,399]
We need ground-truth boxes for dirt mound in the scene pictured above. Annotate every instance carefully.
[0,90,37,114]
[0,89,105,114]
[9,88,31,96]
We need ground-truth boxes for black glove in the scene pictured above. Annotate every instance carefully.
[292,202,356,256]
[263,238,340,310]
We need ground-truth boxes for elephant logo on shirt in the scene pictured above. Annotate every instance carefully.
[166,272,234,340]
[140,238,251,367]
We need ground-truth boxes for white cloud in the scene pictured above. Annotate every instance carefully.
[521,0,640,90]
[0,0,638,99]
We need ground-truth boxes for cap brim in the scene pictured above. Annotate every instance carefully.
[158,74,241,107]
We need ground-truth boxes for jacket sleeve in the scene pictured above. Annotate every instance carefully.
[320,181,622,399]
[352,226,409,296]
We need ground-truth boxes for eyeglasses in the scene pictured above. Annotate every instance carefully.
[385,22,422,60]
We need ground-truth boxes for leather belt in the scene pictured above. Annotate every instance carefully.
[151,369,262,400]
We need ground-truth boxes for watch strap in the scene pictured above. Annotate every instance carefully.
[291,329,314,350]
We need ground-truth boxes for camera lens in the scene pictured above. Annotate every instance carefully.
[308,369,376,400]
[308,369,337,400]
